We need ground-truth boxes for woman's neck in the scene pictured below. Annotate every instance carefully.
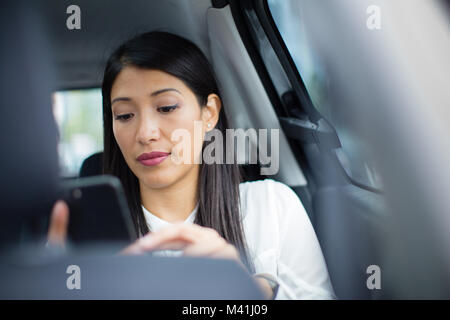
[139,166,200,223]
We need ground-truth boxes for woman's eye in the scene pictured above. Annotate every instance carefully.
[157,105,178,113]
[114,113,134,121]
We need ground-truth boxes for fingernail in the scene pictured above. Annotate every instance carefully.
[54,200,65,213]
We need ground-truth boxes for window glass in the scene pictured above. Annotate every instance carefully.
[52,89,103,176]
[268,0,382,189]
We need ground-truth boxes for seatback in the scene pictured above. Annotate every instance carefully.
[79,152,103,177]
[313,184,386,299]
[0,246,264,299]
[0,1,59,246]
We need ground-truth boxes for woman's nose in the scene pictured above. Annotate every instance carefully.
[136,117,160,144]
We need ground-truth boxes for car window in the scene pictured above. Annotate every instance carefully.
[52,88,103,176]
[268,0,382,190]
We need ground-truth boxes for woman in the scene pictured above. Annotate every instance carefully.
[49,31,335,299]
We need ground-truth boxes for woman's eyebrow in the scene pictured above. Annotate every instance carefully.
[111,97,131,105]
[150,88,182,97]
[111,88,181,105]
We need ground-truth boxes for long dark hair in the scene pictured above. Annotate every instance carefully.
[102,31,254,272]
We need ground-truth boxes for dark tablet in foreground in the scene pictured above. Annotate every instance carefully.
[0,245,264,300]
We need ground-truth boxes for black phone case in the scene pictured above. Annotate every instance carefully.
[60,175,137,246]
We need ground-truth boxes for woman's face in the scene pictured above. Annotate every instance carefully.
[110,66,219,189]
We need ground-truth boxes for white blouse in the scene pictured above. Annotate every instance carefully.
[142,179,336,300]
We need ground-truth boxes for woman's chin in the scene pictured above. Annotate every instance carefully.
[139,170,179,190]
[135,162,198,190]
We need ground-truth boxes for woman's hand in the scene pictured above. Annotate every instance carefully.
[46,210,274,299]
[121,223,243,263]
[121,223,274,299]
[254,276,275,300]
[47,200,70,248]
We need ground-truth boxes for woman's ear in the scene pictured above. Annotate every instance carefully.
[201,94,222,131]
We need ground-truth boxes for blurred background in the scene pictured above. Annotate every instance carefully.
[53,89,103,177]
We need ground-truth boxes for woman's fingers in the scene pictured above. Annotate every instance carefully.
[136,224,203,251]
[47,200,69,247]
[183,237,228,257]
[207,243,240,260]
[141,240,189,251]
[120,239,189,255]
[120,224,239,261]
[124,237,229,257]
[120,224,196,254]
[120,223,243,266]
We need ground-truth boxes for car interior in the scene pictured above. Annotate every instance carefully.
[32,0,386,299]
[1,0,450,299]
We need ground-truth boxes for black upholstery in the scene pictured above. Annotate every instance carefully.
[0,0,59,246]
[79,152,103,177]
[313,184,386,299]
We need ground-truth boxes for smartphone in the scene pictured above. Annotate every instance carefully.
[59,175,137,246]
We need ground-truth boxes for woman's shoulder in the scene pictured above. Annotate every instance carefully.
[239,178,299,201]
[239,178,304,220]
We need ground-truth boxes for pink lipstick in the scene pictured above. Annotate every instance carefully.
[137,151,170,166]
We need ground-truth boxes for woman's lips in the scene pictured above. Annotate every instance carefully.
[137,151,170,166]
